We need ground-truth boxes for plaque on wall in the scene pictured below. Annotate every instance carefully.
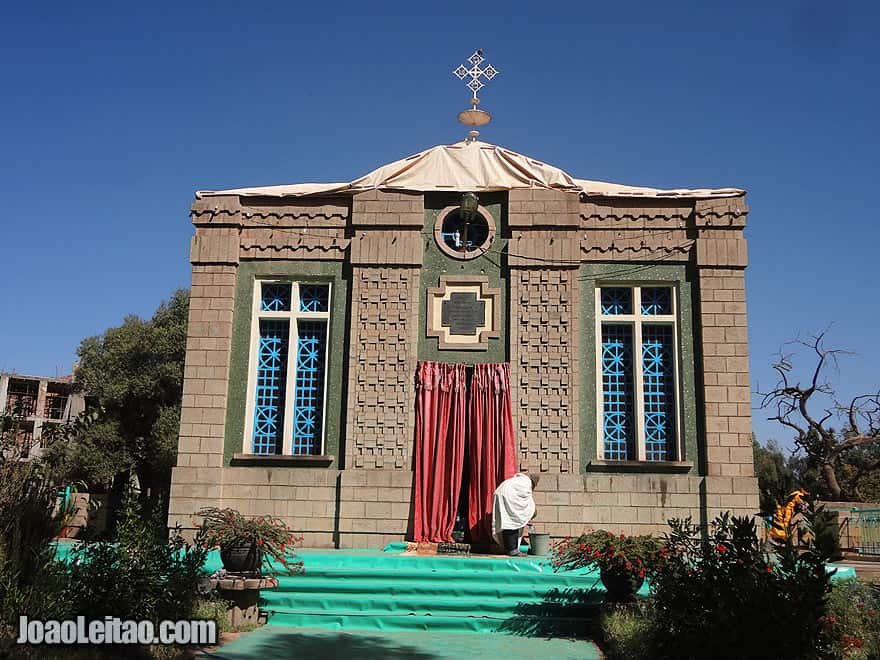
[426,276,501,350]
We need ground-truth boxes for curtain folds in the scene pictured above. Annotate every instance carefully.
[413,361,516,545]
[413,361,467,542]
[467,362,517,545]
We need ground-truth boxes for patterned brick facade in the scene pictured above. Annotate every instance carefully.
[345,267,421,469]
[509,268,579,474]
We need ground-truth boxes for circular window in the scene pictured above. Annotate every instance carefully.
[433,204,496,260]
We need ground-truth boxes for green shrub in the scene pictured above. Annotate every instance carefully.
[649,509,834,659]
[0,406,75,652]
[600,603,657,660]
[191,597,232,635]
[67,486,208,622]
[824,579,880,658]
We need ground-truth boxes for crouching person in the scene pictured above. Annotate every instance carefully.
[492,473,539,556]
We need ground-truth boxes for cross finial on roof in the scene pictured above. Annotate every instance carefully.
[453,49,498,141]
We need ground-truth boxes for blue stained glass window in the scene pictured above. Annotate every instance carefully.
[641,287,672,315]
[299,285,330,313]
[292,321,327,455]
[642,325,676,461]
[252,319,289,454]
[602,324,635,461]
[601,287,632,315]
[261,283,292,311]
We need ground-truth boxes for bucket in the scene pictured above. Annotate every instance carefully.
[529,532,551,556]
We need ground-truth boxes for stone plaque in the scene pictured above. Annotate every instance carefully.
[426,276,501,351]
[441,292,486,335]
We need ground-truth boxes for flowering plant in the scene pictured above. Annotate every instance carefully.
[195,507,304,575]
[551,529,662,581]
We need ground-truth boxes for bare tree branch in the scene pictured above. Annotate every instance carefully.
[758,330,879,500]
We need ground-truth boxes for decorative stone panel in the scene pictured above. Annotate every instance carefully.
[352,190,424,227]
[190,195,351,260]
[508,229,581,266]
[579,199,694,262]
[349,230,423,265]
[345,268,421,469]
[508,189,579,228]
[509,268,579,473]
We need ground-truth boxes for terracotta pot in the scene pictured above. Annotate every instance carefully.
[600,566,644,602]
[220,542,262,574]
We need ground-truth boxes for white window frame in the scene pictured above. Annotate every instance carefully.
[243,279,332,456]
[594,283,682,462]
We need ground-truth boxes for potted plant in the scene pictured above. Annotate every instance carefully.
[196,507,304,576]
[552,530,662,602]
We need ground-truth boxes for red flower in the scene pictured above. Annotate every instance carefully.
[639,568,646,578]
[256,538,263,546]
[766,566,772,573]
[715,544,727,553]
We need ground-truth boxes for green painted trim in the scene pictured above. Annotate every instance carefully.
[419,193,510,364]
[578,263,698,475]
[224,260,347,466]
[417,192,508,364]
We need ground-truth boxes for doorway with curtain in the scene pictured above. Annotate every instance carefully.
[413,361,517,548]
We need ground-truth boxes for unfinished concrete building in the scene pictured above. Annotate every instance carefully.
[0,372,86,458]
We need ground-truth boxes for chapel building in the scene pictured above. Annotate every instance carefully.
[168,139,758,548]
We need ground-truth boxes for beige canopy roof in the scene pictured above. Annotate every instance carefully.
[197,140,744,200]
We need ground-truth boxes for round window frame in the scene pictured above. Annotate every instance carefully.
[433,204,496,260]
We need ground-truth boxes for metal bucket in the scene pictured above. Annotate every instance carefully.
[529,532,551,556]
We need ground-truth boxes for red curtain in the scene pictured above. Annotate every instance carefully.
[413,361,467,542]
[467,362,517,545]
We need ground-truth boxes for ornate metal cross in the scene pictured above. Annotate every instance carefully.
[453,50,499,97]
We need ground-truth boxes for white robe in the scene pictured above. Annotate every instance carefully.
[491,473,536,544]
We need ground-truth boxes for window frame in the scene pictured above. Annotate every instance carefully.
[594,283,683,462]
[242,279,332,456]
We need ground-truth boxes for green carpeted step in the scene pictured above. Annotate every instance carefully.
[262,576,603,599]
[261,610,589,635]
[271,566,599,585]
[263,591,605,617]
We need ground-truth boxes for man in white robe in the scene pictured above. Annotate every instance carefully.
[492,473,539,556]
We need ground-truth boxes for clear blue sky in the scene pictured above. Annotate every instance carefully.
[1,1,877,448]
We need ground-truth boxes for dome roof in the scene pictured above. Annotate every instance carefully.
[197,140,743,200]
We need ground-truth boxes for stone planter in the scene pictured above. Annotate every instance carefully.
[220,542,262,575]
[600,566,644,603]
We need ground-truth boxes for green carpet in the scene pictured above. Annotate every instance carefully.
[213,625,602,660]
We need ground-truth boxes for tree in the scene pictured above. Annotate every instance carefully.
[759,331,880,500]
[752,436,798,514]
[45,290,189,501]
